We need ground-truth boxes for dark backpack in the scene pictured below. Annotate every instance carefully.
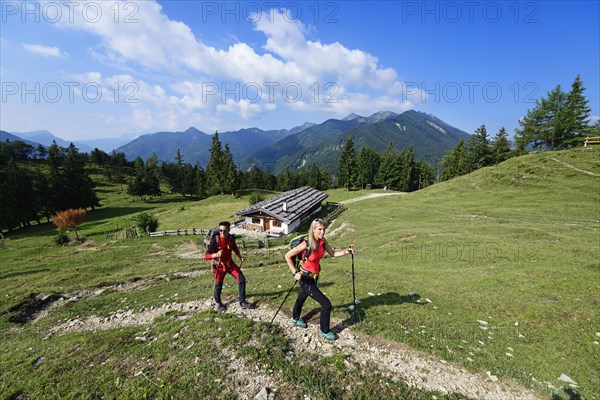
[289,236,312,270]
[204,227,219,246]
[204,228,235,270]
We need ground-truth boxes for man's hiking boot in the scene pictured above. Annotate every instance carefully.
[319,330,337,341]
[292,318,308,328]
[215,303,226,313]
[239,301,256,310]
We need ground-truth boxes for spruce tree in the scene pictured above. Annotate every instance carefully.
[466,125,492,170]
[490,127,511,164]
[222,144,237,195]
[206,131,225,195]
[417,158,436,189]
[60,144,100,210]
[440,139,469,181]
[398,146,419,192]
[337,137,357,190]
[358,147,380,189]
[127,157,145,199]
[564,74,592,147]
[181,163,196,197]
[194,164,207,199]
[515,76,592,150]
[375,142,400,189]
[171,149,184,195]
[144,153,162,198]
[308,164,323,190]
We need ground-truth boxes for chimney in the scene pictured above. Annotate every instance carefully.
[282,201,287,212]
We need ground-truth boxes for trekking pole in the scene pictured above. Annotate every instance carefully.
[270,280,297,325]
[351,252,357,321]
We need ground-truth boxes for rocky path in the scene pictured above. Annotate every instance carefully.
[340,192,405,204]
[49,295,541,400]
[550,157,600,177]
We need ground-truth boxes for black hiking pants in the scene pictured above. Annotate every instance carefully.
[292,275,332,333]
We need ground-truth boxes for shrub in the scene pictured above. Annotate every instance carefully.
[135,213,159,234]
[52,209,87,240]
[54,231,70,245]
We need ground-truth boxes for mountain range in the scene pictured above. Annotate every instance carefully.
[4,110,471,173]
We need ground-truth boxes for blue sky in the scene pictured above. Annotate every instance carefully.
[1,0,598,142]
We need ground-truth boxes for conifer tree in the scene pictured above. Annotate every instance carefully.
[466,125,492,170]
[206,131,225,195]
[357,147,380,189]
[194,164,207,198]
[222,144,237,195]
[515,75,592,150]
[59,144,99,211]
[127,157,145,199]
[375,142,400,189]
[181,164,197,197]
[144,153,162,198]
[337,137,357,190]
[277,167,297,191]
[398,146,419,192]
[490,127,512,164]
[564,74,592,147]
[171,149,184,195]
[308,164,325,190]
[417,158,436,189]
[440,139,469,181]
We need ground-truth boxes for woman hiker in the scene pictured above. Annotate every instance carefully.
[284,218,355,340]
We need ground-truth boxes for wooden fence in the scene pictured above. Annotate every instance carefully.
[584,136,600,146]
[149,228,209,238]
[324,202,346,225]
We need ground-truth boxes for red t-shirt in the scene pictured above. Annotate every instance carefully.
[301,239,325,274]
[204,234,240,266]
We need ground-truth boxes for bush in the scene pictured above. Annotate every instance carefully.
[52,208,87,240]
[135,213,159,234]
[54,231,70,245]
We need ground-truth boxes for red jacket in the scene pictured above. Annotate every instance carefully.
[204,234,241,267]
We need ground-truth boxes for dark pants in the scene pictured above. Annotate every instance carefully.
[213,265,246,304]
[292,276,332,333]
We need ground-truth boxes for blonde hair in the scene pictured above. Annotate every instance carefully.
[307,218,325,252]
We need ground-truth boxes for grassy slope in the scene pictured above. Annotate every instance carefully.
[0,147,598,399]
[319,147,599,397]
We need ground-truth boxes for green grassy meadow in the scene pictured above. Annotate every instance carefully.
[1,146,598,399]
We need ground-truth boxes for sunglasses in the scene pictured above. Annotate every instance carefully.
[219,229,229,233]
[313,218,326,228]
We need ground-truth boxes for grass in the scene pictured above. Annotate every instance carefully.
[1,146,599,399]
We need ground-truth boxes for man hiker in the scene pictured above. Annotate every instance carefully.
[205,221,256,312]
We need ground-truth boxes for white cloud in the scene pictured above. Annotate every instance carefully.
[22,43,65,58]
[40,1,417,133]
[216,99,264,120]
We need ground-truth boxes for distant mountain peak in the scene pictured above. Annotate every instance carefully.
[342,113,362,121]
[289,122,316,135]
[366,111,398,123]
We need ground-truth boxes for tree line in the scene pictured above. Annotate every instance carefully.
[439,75,597,181]
[2,75,595,232]
[0,141,102,232]
[125,131,438,200]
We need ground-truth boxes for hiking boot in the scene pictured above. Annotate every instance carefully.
[292,318,307,328]
[215,303,226,313]
[239,301,256,310]
[319,329,337,341]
